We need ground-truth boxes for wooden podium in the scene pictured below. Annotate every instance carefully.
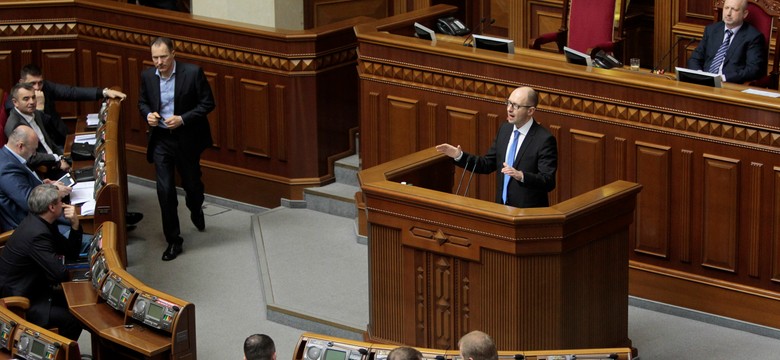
[359,148,641,351]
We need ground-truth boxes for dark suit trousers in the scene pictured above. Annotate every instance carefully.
[28,292,83,341]
[152,131,205,244]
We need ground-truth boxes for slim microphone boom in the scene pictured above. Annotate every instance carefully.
[463,18,487,47]
[454,155,470,195]
[462,156,479,196]
[662,37,696,74]
[651,37,691,74]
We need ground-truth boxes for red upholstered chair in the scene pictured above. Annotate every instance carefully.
[531,0,626,56]
[715,0,780,89]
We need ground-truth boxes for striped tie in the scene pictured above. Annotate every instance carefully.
[708,29,733,73]
[502,130,520,204]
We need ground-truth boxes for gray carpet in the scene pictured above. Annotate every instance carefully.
[76,177,780,359]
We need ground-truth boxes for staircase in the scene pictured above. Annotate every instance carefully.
[251,153,368,340]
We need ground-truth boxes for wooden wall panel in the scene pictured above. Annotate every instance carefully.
[679,149,694,263]
[306,0,388,28]
[368,224,404,343]
[634,142,672,258]
[569,129,605,197]
[386,96,420,163]
[42,48,78,118]
[206,72,220,149]
[0,51,13,92]
[701,154,740,273]
[240,79,271,158]
[773,166,780,282]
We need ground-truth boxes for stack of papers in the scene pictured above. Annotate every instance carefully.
[74,133,97,145]
[86,113,99,127]
[70,181,95,205]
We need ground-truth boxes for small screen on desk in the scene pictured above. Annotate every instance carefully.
[31,339,46,356]
[147,302,164,320]
[110,283,124,301]
[324,349,347,360]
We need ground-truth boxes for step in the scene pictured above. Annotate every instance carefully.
[304,183,359,219]
[252,207,367,339]
[335,154,360,187]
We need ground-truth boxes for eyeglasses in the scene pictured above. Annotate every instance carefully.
[505,100,534,111]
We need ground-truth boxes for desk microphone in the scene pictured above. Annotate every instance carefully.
[660,37,696,74]
[455,154,471,195]
[461,156,478,196]
[651,37,694,74]
[463,18,487,47]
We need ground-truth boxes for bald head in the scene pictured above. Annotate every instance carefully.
[458,331,497,360]
[722,0,749,28]
[7,125,39,160]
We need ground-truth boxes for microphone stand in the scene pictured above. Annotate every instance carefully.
[463,18,487,47]
[461,158,478,196]
[659,38,696,74]
[651,37,688,74]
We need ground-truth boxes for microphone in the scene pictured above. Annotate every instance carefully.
[659,37,696,74]
[454,154,471,195]
[570,354,618,360]
[651,37,693,74]
[483,18,496,33]
[463,18,487,46]
[461,156,478,196]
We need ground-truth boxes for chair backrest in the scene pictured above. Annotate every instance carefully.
[566,0,621,53]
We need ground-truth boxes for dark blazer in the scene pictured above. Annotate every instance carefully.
[686,21,766,84]
[138,61,215,163]
[0,146,43,232]
[4,80,100,146]
[0,213,82,328]
[5,109,62,170]
[457,120,558,208]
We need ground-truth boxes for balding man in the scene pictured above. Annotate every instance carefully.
[388,347,423,360]
[686,0,766,83]
[458,331,498,360]
[437,86,557,208]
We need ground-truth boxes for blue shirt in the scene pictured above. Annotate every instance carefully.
[155,61,177,128]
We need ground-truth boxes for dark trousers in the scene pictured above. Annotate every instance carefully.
[28,292,83,341]
[152,132,205,244]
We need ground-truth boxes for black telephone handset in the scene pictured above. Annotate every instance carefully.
[437,17,470,36]
[591,49,623,69]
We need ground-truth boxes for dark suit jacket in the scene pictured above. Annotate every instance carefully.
[457,120,558,208]
[4,80,100,146]
[0,213,82,327]
[686,21,766,84]
[138,61,215,163]
[5,109,62,170]
[0,146,43,231]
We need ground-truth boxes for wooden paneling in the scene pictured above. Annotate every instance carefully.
[772,166,780,282]
[445,106,479,196]
[240,79,271,158]
[569,129,605,197]
[386,96,420,163]
[701,154,740,273]
[634,142,672,258]
[306,0,389,28]
[42,48,78,118]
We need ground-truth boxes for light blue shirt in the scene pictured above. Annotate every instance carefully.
[155,61,177,128]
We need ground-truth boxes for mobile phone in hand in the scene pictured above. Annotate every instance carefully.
[58,173,76,187]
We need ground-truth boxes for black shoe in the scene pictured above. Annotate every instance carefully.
[191,209,205,231]
[126,212,144,226]
[161,242,183,261]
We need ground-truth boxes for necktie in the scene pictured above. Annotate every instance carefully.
[708,29,733,73]
[502,130,520,204]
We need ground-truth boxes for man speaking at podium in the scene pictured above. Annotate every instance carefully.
[436,86,557,208]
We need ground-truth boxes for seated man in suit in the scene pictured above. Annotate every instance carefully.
[388,347,423,360]
[0,126,72,233]
[436,86,557,208]
[0,184,84,340]
[4,63,126,147]
[686,0,766,83]
[5,82,70,180]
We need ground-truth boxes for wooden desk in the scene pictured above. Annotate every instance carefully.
[355,5,780,331]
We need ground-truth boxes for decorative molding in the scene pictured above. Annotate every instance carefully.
[749,162,763,278]
[0,20,357,73]
[358,57,780,152]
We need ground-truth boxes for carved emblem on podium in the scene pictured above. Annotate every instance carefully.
[410,227,471,248]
